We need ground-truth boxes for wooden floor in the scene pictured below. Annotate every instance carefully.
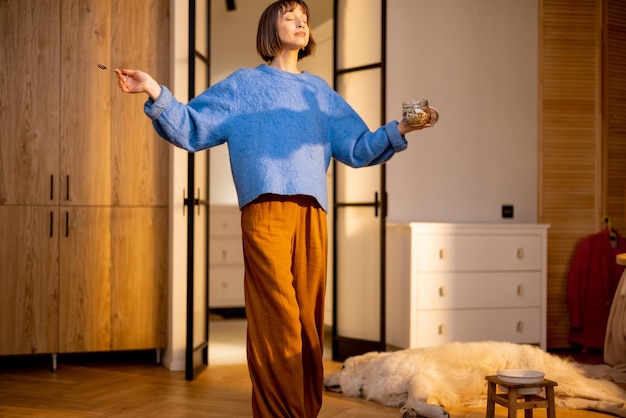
[0,350,619,418]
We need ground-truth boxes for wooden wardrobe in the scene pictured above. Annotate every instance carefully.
[0,0,170,357]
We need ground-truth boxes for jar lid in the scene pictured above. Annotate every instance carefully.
[403,99,429,107]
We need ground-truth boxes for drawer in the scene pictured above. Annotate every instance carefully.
[209,238,244,265]
[415,272,541,310]
[209,265,245,307]
[411,233,542,271]
[209,207,241,237]
[409,308,541,348]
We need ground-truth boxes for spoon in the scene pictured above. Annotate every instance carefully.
[97,63,117,72]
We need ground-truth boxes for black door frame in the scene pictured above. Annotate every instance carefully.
[185,0,211,381]
[331,0,388,362]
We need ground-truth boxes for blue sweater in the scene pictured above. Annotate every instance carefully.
[144,64,407,211]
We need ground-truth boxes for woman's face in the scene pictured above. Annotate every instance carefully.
[276,5,310,52]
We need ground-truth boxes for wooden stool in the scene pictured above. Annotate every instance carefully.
[485,375,557,418]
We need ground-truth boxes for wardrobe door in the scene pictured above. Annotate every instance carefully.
[59,207,112,353]
[0,0,61,356]
[539,0,604,348]
[0,0,60,205]
[110,0,170,207]
[110,208,168,350]
[0,207,60,355]
[108,0,170,350]
[60,0,112,206]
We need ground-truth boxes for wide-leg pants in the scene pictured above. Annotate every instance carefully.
[241,194,328,418]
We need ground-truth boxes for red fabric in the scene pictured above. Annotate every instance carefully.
[567,229,625,350]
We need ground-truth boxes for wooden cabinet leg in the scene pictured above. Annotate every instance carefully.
[51,353,57,372]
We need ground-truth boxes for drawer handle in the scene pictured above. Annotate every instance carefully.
[517,248,524,259]
[222,250,228,261]
[438,324,446,335]
[439,249,446,259]
[516,321,524,333]
[517,285,524,297]
[438,286,447,298]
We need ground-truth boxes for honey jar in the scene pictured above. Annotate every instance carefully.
[402,99,439,128]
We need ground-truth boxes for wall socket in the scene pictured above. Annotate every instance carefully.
[502,205,514,218]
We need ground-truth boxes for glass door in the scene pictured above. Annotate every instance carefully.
[332,0,388,361]
[185,0,211,381]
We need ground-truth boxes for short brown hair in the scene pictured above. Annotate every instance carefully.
[256,0,316,63]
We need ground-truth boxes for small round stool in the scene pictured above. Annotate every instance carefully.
[485,375,557,418]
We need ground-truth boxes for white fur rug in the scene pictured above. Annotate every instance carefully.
[324,341,626,418]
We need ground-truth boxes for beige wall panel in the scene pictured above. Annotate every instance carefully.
[539,0,603,348]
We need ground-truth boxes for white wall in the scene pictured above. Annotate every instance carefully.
[386,0,538,223]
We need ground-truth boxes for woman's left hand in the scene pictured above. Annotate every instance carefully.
[398,108,438,135]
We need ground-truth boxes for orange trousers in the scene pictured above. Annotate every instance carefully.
[241,194,328,418]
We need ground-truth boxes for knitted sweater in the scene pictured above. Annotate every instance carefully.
[144,64,408,211]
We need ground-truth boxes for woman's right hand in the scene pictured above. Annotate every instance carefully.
[117,69,162,101]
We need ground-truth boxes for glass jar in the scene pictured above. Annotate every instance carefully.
[402,99,438,128]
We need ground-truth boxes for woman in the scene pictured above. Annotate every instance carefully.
[117,1,435,416]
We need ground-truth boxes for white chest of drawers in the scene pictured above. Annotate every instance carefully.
[209,205,245,308]
[386,223,549,350]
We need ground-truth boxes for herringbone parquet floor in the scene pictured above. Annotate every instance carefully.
[0,354,616,418]
[0,319,619,417]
